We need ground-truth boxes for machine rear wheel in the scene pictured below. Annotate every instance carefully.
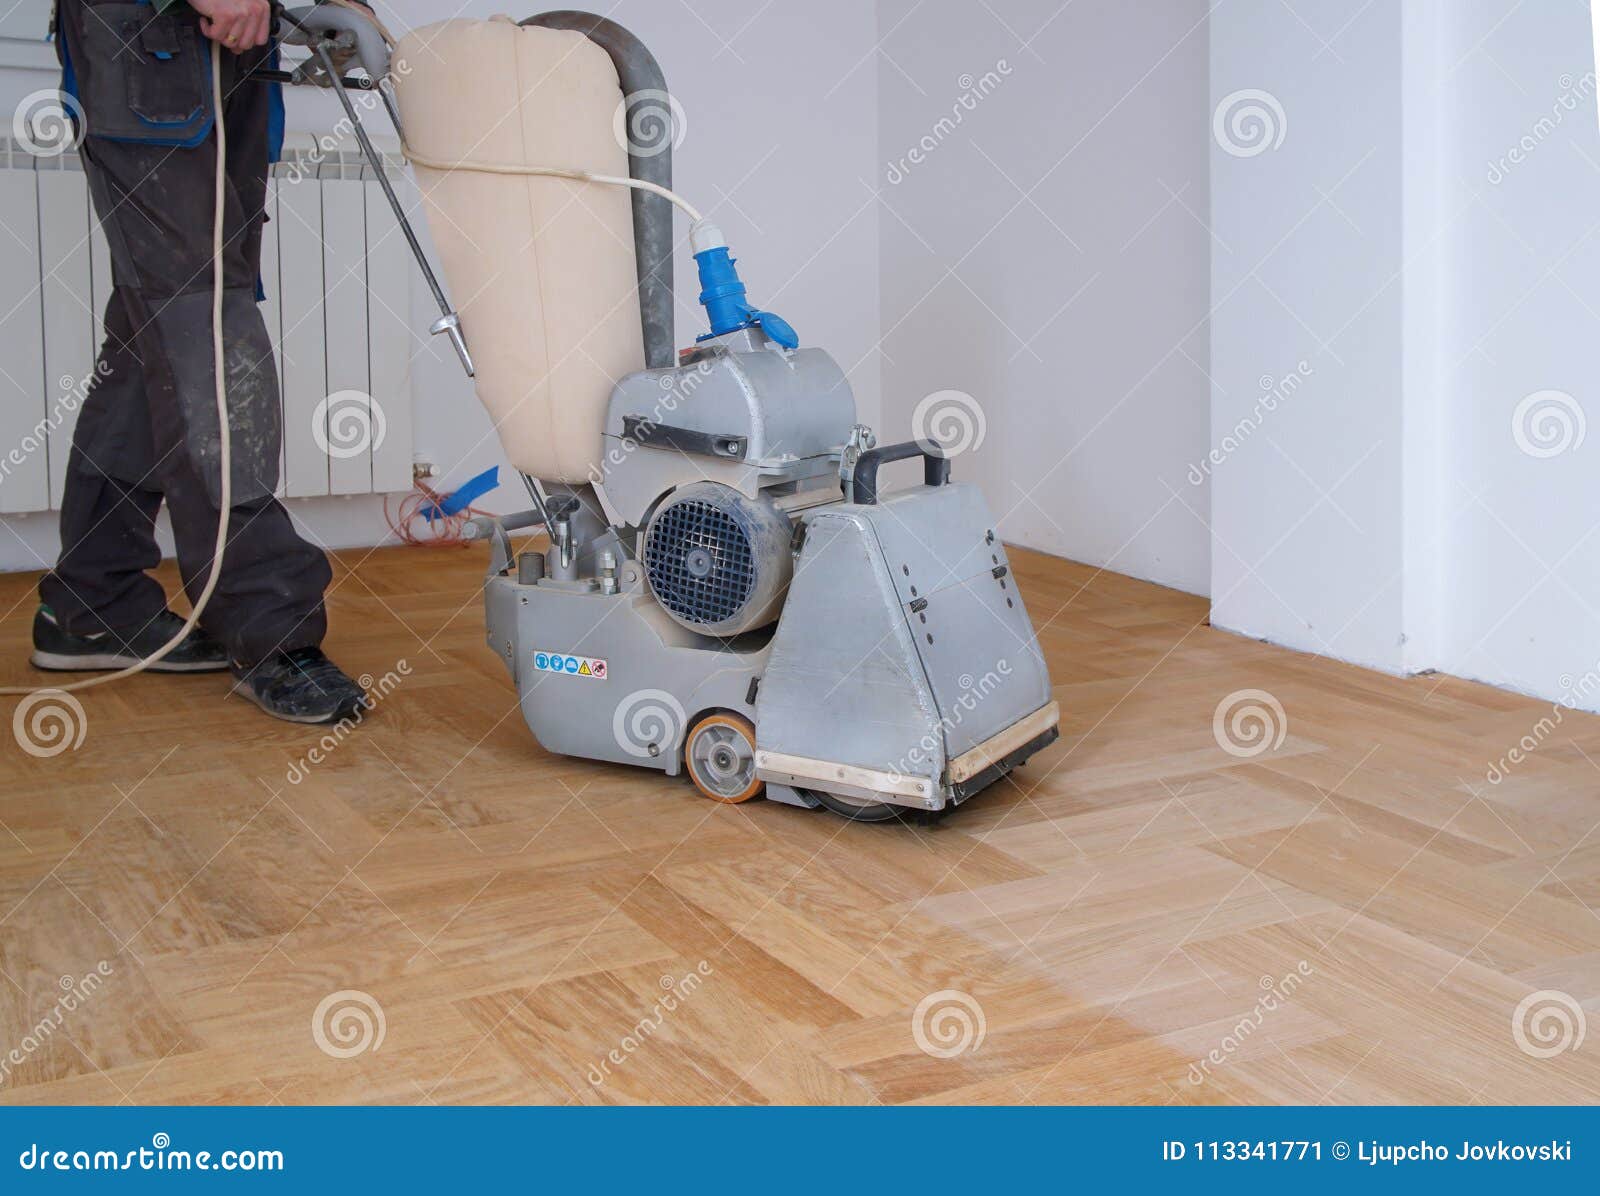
[684,712,764,803]
[806,789,908,823]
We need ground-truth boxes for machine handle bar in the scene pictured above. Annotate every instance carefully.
[850,440,950,505]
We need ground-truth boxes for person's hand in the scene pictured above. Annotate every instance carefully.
[189,0,273,52]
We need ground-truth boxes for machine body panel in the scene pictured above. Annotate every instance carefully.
[752,482,1056,810]
[754,507,948,802]
[865,484,1053,759]
[486,570,768,776]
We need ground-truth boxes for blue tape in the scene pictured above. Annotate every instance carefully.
[423,465,500,521]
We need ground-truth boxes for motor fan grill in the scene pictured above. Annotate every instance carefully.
[642,483,793,635]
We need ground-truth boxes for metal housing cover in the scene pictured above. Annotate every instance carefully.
[755,483,1053,805]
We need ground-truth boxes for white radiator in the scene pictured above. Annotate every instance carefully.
[0,135,416,514]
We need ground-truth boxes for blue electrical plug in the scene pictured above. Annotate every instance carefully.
[690,221,799,350]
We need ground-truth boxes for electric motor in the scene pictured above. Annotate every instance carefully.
[642,482,794,635]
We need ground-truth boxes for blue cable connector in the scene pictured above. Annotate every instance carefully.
[691,224,799,349]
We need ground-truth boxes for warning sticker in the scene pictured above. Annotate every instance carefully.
[533,651,608,680]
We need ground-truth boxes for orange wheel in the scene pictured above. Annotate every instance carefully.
[684,711,764,804]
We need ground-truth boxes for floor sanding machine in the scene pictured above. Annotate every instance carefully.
[285,8,1059,821]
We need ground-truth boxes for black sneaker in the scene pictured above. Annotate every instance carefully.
[231,647,367,725]
[30,605,229,673]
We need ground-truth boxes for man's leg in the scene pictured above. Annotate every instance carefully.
[162,450,333,666]
[38,282,326,670]
[35,254,231,673]
[155,31,333,666]
[44,1,356,718]
[40,290,168,640]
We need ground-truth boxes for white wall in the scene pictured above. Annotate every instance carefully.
[1208,0,1411,672]
[875,0,1213,595]
[0,0,881,569]
[1429,1,1600,708]
[1208,0,1600,710]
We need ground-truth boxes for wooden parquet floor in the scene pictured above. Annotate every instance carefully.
[1,542,1598,1104]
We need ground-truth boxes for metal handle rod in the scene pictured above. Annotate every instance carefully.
[248,67,376,89]
[378,85,407,146]
[311,38,475,377]
[461,508,547,540]
[520,473,554,535]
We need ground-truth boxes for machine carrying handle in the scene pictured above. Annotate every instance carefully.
[850,440,950,505]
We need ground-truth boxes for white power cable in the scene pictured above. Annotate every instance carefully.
[400,146,705,224]
[1,40,231,698]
